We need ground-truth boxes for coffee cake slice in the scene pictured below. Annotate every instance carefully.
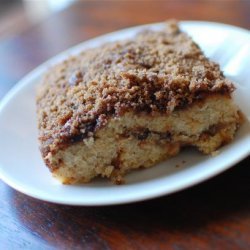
[37,21,243,184]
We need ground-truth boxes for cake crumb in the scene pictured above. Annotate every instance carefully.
[211,150,220,156]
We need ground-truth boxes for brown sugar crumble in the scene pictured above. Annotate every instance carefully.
[37,21,235,156]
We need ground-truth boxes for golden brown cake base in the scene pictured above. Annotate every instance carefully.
[44,95,241,184]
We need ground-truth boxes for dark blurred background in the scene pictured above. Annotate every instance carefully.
[0,0,75,39]
[0,0,76,98]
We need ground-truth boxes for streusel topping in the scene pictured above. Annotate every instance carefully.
[37,21,234,152]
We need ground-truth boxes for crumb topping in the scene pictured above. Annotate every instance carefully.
[37,21,234,153]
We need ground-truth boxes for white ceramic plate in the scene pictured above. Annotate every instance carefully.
[0,21,250,206]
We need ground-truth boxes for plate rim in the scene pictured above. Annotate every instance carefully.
[0,20,249,206]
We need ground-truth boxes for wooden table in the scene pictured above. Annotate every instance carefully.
[0,1,249,249]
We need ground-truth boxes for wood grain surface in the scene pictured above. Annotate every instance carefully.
[0,1,249,249]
